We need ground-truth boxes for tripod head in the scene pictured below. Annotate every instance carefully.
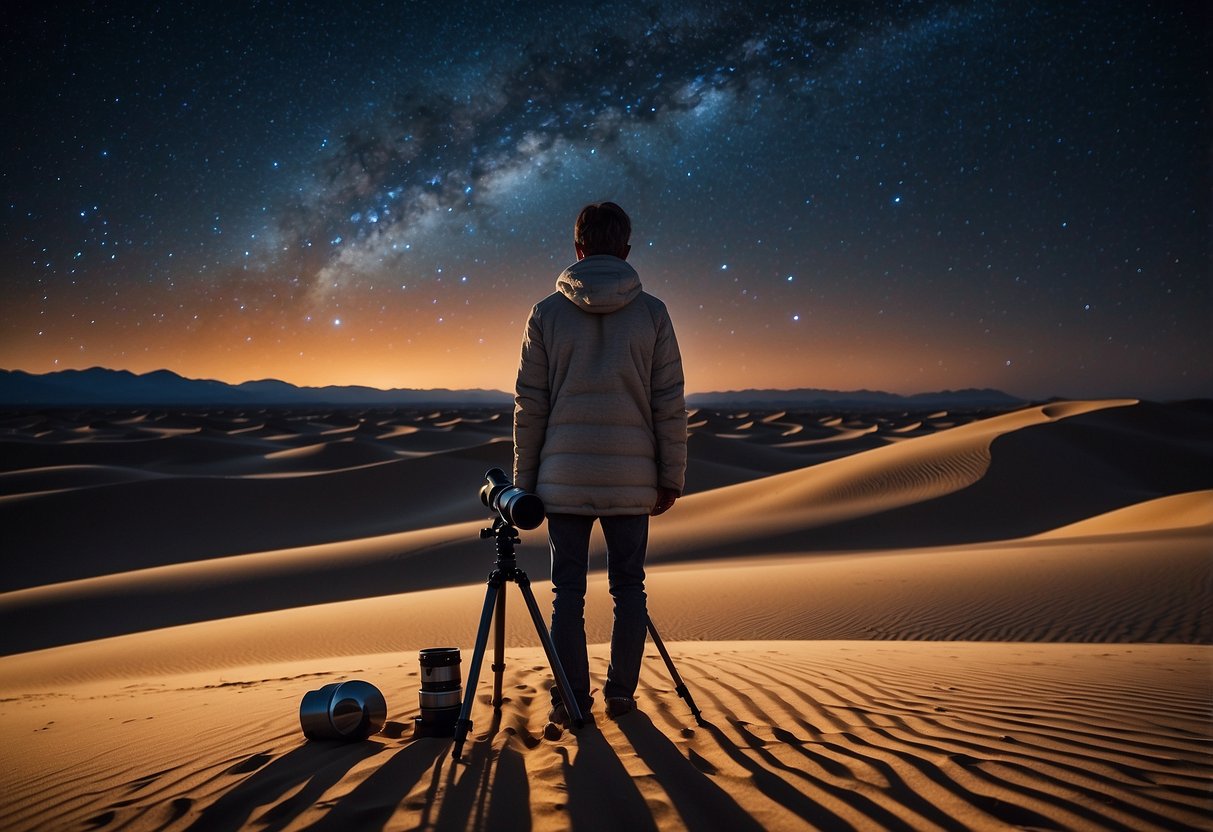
[480,516,510,537]
[480,516,521,565]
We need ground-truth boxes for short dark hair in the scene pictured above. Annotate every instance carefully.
[574,202,631,255]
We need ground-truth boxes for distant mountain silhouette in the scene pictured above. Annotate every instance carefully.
[0,367,513,407]
[1,367,1026,410]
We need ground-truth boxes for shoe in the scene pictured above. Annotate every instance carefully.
[547,702,596,730]
[547,702,570,728]
[605,697,636,719]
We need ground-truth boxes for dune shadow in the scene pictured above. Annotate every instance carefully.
[762,400,1213,552]
[184,740,382,831]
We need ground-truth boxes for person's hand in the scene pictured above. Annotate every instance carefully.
[651,487,679,516]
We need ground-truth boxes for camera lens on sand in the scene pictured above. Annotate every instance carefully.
[299,680,387,741]
[414,647,462,737]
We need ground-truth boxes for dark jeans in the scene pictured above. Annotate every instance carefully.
[546,512,649,710]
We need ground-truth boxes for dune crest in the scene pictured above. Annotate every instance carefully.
[650,399,1140,559]
[1034,490,1213,537]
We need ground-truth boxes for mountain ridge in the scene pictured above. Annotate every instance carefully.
[0,367,1027,409]
[0,367,512,407]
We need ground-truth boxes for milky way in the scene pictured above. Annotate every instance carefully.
[2,1,1208,398]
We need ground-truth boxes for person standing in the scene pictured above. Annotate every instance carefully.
[513,201,687,726]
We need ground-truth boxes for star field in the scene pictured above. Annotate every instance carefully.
[2,1,1209,398]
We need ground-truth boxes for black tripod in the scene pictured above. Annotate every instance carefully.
[647,617,705,727]
[452,518,586,760]
[451,517,706,760]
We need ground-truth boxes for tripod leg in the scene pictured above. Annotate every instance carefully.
[515,575,587,727]
[492,579,506,708]
[647,616,705,725]
[452,579,502,760]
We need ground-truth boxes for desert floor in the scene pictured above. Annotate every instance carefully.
[1,399,1210,830]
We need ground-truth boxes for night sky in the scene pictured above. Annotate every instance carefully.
[2,1,1209,400]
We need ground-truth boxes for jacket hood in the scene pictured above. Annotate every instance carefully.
[556,255,642,314]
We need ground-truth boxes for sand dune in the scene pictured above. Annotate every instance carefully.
[2,516,1209,689]
[3,399,1211,652]
[4,398,1209,651]
[0,398,1210,830]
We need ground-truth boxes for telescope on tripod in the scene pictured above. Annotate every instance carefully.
[451,468,703,760]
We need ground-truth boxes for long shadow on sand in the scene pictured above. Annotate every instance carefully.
[702,718,941,831]
[303,737,450,831]
[184,740,382,831]
[561,727,658,831]
[431,711,535,832]
[615,713,765,831]
[694,670,969,830]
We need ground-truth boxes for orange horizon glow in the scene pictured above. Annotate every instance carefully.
[0,293,1029,396]
[0,335,1031,397]
[1,258,1202,401]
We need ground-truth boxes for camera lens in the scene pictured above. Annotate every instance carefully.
[479,468,545,529]
[497,486,545,529]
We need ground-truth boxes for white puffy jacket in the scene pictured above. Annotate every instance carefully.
[513,255,687,516]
